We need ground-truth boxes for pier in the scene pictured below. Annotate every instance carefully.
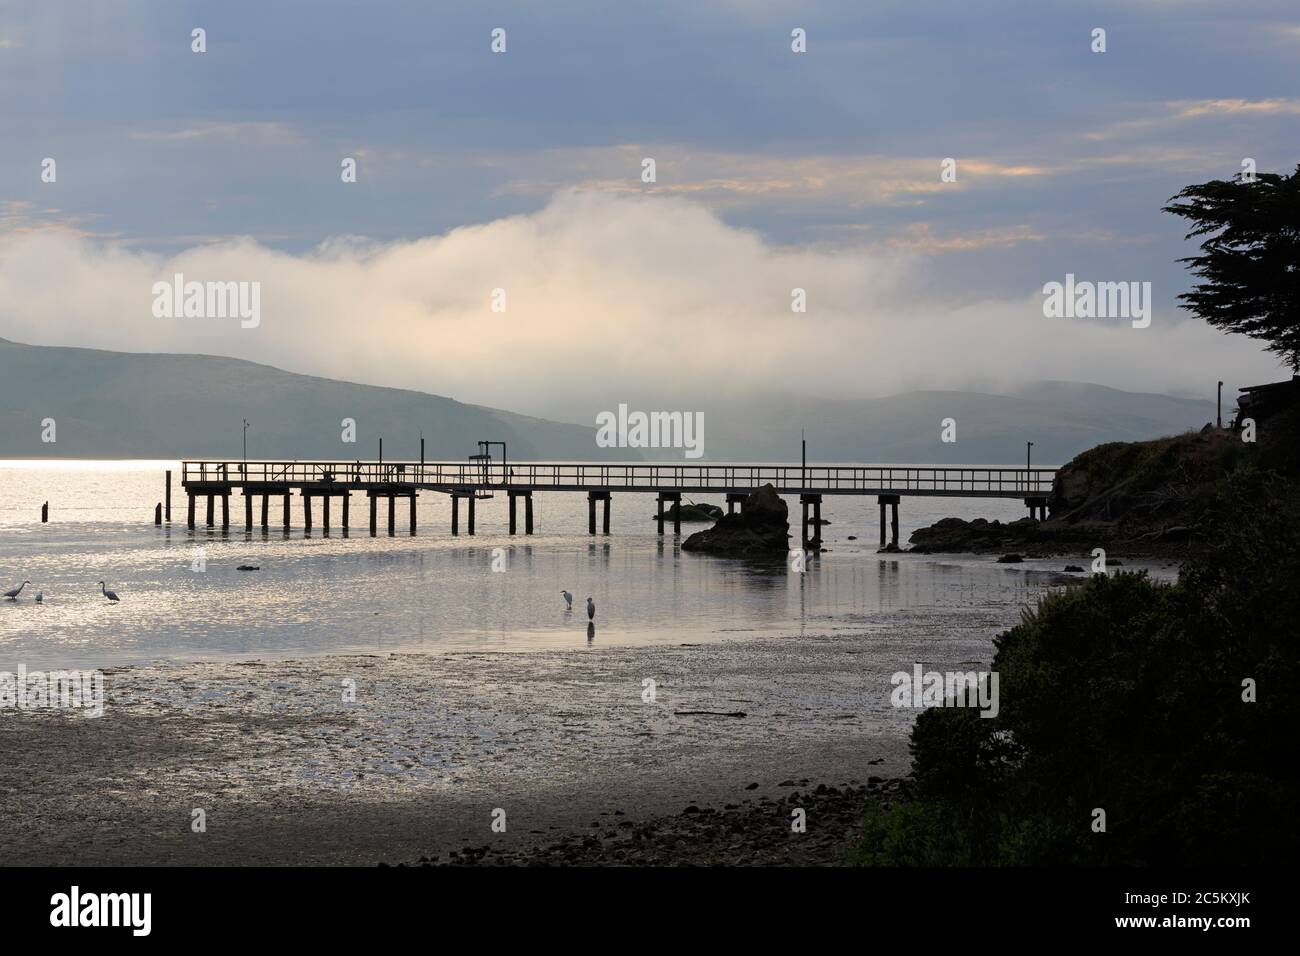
[177,457,1056,549]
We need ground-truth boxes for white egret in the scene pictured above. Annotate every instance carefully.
[3,581,30,600]
[586,596,595,620]
[561,590,573,609]
[98,580,120,602]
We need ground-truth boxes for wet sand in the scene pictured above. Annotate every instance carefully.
[0,605,1013,865]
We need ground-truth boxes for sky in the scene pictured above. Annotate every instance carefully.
[1,0,1297,421]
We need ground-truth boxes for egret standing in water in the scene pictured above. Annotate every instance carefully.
[561,590,573,610]
[98,580,120,603]
[3,581,30,600]
[586,596,595,620]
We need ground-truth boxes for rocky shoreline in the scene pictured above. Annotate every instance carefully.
[394,778,902,867]
[906,515,1193,559]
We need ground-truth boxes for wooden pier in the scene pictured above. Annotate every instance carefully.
[176,458,1056,549]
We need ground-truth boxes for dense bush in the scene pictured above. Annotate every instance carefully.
[852,467,1300,865]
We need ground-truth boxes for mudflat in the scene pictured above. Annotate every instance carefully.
[0,606,1011,865]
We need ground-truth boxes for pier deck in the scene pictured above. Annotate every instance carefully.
[176,459,1056,546]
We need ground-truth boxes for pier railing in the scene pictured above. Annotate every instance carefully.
[181,460,1056,498]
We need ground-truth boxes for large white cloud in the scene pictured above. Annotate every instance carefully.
[0,189,1282,420]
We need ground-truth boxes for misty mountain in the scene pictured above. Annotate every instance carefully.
[0,338,1220,465]
[670,383,1218,465]
[0,338,633,461]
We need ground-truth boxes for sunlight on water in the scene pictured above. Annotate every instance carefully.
[0,460,1119,668]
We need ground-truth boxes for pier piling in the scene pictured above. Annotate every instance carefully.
[656,492,681,535]
[877,494,900,550]
[165,471,172,522]
[155,502,162,525]
[41,501,48,523]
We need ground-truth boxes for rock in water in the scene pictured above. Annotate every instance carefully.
[680,484,790,556]
[651,502,724,523]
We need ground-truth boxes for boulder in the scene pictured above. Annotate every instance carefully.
[651,502,724,523]
[681,484,790,557]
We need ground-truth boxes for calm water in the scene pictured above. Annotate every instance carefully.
[0,460,1088,669]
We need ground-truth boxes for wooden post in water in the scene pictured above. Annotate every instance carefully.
[452,494,459,535]
[303,493,312,532]
[165,470,172,522]
[155,502,162,525]
[282,493,290,532]
[603,495,611,535]
[342,492,350,532]
[467,494,476,535]
[387,495,395,536]
[588,494,597,535]
[322,494,330,534]
[244,492,253,531]
[206,495,215,528]
[220,494,229,531]
[369,493,377,536]
[261,494,269,531]
[509,493,518,535]
[41,501,48,523]
[187,493,196,530]
[525,493,533,535]
[409,495,416,535]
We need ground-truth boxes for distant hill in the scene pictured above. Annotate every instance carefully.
[0,338,1221,464]
[0,338,632,461]
[636,383,1219,465]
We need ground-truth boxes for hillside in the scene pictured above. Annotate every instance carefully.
[909,390,1300,556]
[0,338,632,461]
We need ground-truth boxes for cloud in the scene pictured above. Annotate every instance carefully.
[128,122,305,146]
[0,189,1281,419]
[493,147,1049,209]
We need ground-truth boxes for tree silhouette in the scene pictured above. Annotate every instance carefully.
[1164,165,1300,372]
